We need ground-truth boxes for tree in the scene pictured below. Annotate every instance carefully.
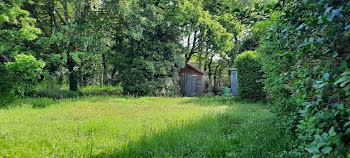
[178,0,234,64]
[0,1,41,58]
[32,0,109,91]
[0,1,44,106]
[109,0,185,96]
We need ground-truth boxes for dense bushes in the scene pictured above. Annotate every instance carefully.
[0,54,45,107]
[258,0,350,156]
[234,51,265,100]
[5,54,46,95]
[0,65,14,106]
[114,2,184,96]
[28,98,56,108]
[0,1,43,107]
[34,87,79,99]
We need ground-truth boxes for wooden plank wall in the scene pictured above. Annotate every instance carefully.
[180,73,205,96]
[185,75,197,96]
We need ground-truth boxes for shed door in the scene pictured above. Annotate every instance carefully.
[196,77,203,95]
[184,75,198,96]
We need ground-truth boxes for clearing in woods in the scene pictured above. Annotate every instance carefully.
[0,96,291,157]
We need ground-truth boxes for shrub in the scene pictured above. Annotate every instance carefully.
[5,54,45,95]
[234,51,265,100]
[35,87,80,99]
[9,98,56,108]
[258,0,350,156]
[113,2,184,96]
[0,65,13,107]
[0,54,45,107]
[29,98,56,108]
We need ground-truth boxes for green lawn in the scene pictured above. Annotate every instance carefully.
[0,97,291,157]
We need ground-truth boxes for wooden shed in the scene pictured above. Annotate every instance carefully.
[179,64,206,96]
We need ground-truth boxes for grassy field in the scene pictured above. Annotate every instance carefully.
[0,97,291,157]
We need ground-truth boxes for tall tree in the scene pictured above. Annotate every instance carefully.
[33,0,108,91]
[107,0,185,96]
[0,1,44,105]
[0,1,41,58]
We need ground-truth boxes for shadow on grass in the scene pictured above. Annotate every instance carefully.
[94,102,292,158]
[180,96,266,107]
[8,97,57,109]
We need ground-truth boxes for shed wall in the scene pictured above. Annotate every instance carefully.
[179,67,205,96]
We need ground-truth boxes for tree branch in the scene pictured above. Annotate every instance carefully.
[55,10,67,25]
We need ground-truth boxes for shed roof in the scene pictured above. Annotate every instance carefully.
[182,64,206,75]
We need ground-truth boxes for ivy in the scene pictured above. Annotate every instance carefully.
[258,0,350,156]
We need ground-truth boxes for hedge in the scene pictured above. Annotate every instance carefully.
[234,51,265,101]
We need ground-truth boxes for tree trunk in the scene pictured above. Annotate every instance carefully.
[213,61,221,95]
[198,38,205,69]
[198,52,202,69]
[62,0,70,24]
[205,54,214,92]
[110,64,118,85]
[47,0,56,34]
[79,55,86,86]
[102,53,109,84]
[67,52,78,91]
[208,64,212,92]
[213,75,218,94]
[185,30,198,63]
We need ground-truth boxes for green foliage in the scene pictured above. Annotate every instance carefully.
[31,78,80,99]
[0,1,41,57]
[0,54,45,107]
[34,87,80,99]
[0,1,42,107]
[5,54,45,95]
[234,51,265,100]
[113,1,184,96]
[32,0,111,91]
[27,98,56,108]
[178,0,234,53]
[258,43,297,114]
[0,65,16,107]
[258,0,350,156]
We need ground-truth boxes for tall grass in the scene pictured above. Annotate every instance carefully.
[0,97,292,157]
[80,85,123,95]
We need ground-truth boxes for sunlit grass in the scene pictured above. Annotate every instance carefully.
[0,97,291,157]
[80,85,123,95]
